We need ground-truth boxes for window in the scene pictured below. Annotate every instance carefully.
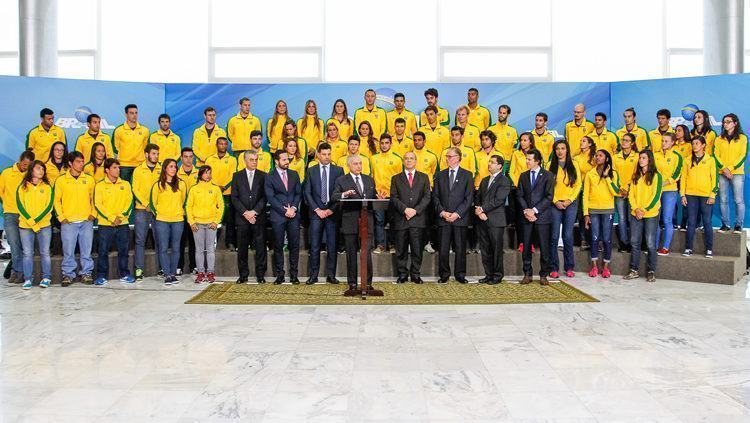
[665,0,703,78]
[0,1,19,76]
[58,0,98,79]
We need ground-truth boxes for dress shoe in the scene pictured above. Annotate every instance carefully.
[540,276,550,286]
[412,277,424,284]
[256,277,266,284]
[520,275,532,284]
[478,276,490,284]
[487,278,500,285]
[236,278,247,284]
[326,277,340,284]
[456,277,468,284]
[290,277,300,285]
[396,276,408,284]
[306,277,318,285]
[274,277,284,284]
[438,277,449,284]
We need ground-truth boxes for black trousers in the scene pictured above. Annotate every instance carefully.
[438,225,467,279]
[395,227,423,279]
[271,218,300,278]
[237,221,267,280]
[521,221,552,277]
[478,223,505,280]
[177,219,196,272]
[344,233,372,287]
[222,195,236,247]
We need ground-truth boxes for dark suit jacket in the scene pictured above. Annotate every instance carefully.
[264,168,302,223]
[432,167,474,227]
[390,170,431,229]
[230,169,267,225]
[303,163,344,214]
[331,173,376,235]
[475,172,511,228]
[516,167,555,225]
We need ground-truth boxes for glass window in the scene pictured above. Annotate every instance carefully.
[213,50,320,80]
[0,56,19,76]
[58,0,98,51]
[58,54,96,79]
[668,52,703,77]
[442,50,549,80]
[0,1,19,52]
[666,0,703,49]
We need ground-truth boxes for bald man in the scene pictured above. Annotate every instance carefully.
[564,103,595,156]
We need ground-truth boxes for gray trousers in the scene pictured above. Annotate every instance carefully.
[194,224,217,273]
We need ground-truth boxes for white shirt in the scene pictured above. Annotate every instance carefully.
[245,169,255,188]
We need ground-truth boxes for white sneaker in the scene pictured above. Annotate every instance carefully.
[705,250,713,258]
[424,244,436,254]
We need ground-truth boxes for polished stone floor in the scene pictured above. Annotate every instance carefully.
[1,269,749,423]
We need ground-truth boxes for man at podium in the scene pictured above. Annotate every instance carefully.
[331,155,377,291]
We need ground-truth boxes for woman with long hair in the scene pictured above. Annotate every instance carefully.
[323,121,348,164]
[297,99,325,158]
[680,135,718,258]
[149,159,188,285]
[583,149,620,278]
[267,100,291,153]
[574,135,597,250]
[185,165,223,283]
[624,150,662,283]
[84,142,107,182]
[356,121,378,157]
[691,109,717,154]
[17,160,54,289]
[282,119,309,161]
[714,113,747,233]
[327,98,354,141]
[548,139,581,279]
[509,132,536,252]
[612,133,638,252]
[45,141,68,185]
[654,133,683,256]
[284,138,306,182]
[674,124,693,231]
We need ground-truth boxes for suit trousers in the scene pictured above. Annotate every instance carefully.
[395,227,423,279]
[478,223,505,280]
[521,221,552,277]
[237,222,267,280]
[438,225,467,279]
[344,233,373,287]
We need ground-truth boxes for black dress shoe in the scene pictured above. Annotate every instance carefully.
[438,277,449,284]
[396,276,408,284]
[256,277,266,284]
[412,277,424,284]
[236,278,247,284]
[326,277,340,284]
[306,277,318,285]
[290,277,300,285]
[456,278,468,284]
[487,278,500,285]
[477,277,490,284]
[274,277,284,284]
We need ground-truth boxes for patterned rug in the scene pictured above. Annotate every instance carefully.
[185,280,598,305]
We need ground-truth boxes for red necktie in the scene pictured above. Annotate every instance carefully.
[281,171,288,190]
[408,172,413,187]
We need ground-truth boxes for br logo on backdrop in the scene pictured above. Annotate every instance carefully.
[374,88,397,111]
[55,106,116,130]
[670,104,721,128]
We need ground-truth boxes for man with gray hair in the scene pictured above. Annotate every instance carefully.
[231,149,268,283]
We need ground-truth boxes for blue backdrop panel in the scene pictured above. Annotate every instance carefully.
[0,76,164,169]
[611,74,750,227]
[164,82,610,150]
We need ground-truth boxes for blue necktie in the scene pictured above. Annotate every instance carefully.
[321,166,328,204]
[531,170,537,188]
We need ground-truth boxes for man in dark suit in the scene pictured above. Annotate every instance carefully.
[432,147,474,283]
[231,149,267,284]
[516,148,555,285]
[331,155,377,291]
[303,142,344,284]
[390,151,431,284]
[264,150,302,284]
[475,154,511,285]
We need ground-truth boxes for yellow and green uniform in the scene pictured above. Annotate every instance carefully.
[192,124,227,166]
[457,123,481,151]
[391,136,414,158]
[44,161,67,186]
[205,153,238,195]
[17,181,54,232]
[386,108,418,137]
[586,128,619,157]
[0,164,27,214]
[419,104,450,127]
[612,150,638,195]
[531,130,555,165]
[419,124,450,157]
[296,116,325,147]
[357,137,379,158]
[281,137,309,161]
[466,104,492,130]
[573,152,596,179]
[337,154,372,176]
[149,180,187,223]
[675,140,692,161]
[266,116,290,153]
[83,162,106,182]
[714,133,748,175]
[236,150,273,173]
[94,177,133,226]
[113,122,150,167]
[488,122,519,160]
[552,161,583,204]
[508,150,530,187]
[654,147,683,192]
[177,166,199,192]
[371,151,403,197]
[565,119,595,156]
[53,172,95,222]
[474,149,508,189]
[680,154,719,199]
[616,124,650,152]
[648,126,675,153]
[354,105,388,137]
[326,117,354,141]
[227,112,262,152]
[327,139,349,164]
[186,180,224,225]
[26,124,66,162]
[75,131,114,162]
[439,145,478,177]
[629,172,663,218]
[582,169,620,215]
[149,130,182,162]
[289,156,307,182]
[132,162,162,210]
[413,147,438,187]
[691,128,717,155]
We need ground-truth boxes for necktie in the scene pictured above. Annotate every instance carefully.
[531,170,537,188]
[321,166,328,204]
[247,171,253,189]
[355,175,363,196]
[488,175,494,188]
[281,171,288,190]
[449,169,455,189]
[408,171,413,187]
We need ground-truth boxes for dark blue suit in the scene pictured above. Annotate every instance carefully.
[303,163,344,279]
[264,168,302,279]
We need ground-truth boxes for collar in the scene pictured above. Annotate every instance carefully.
[530,166,541,173]
[276,168,287,177]
[125,121,141,131]
[405,169,415,176]
[351,173,362,180]
[624,123,640,132]
[572,118,586,127]
[236,112,254,120]
[104,177,121,185]
[448,166,460,172]
[37,123,57,132]
[159,130,173,137]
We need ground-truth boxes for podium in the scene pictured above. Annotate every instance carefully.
[339,198,390,299]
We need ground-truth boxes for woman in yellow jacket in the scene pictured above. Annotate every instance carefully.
[45,141,68,185]
[680,135,718,257]
[84,142,107,182]
[573,135,597,250]
[267,100,292,154]
[691,110,717,154]
[186,166,223,283]
[674,125,693,231]
[297,100,325,160]
[625,150,663,283]
[714,113,747,233]
[508,132,535,251]
[612,133,638,252]
[284,138,307,183]
[582,150,620,278]
[150,159,188,285]
[548,140,582,279]
[17,160,54,289]
[654,133,683,255]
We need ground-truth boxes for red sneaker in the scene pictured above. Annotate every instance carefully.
[207,272,216,283]
[566,270,575,278]
[550,271,560,279]
[602,268,611,278]
[588,267,599,278]
[518,243,524,253]
[195,272,205,283]
[657,248,670,256]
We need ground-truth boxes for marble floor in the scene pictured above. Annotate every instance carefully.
[1,270,750,423]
